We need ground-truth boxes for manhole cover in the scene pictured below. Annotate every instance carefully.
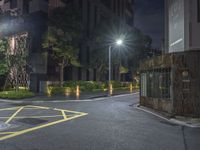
[0,122,10,130]
[16,118,48,125]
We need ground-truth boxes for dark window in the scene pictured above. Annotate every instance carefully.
[86,70,90,81]
[198,0,200,22]
[86,46,90,64]
[79,0,82,9]
[94,6,98,26]
[78,68,82,80]
[23,0,29,14]
[101,0,111,8]
[87,0,90,37]
[118,0,120,16]
[10,0,17,9]
[114,0,116,13]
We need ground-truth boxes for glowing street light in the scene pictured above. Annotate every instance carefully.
[116,39,123,45]
[108,39,123,96]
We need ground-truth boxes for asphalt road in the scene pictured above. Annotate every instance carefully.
[0,93,200,150]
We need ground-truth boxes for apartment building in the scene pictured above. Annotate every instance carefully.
[0,0,134,92]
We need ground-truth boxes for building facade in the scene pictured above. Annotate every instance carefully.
[140,0,200,117]
[165,0,200,53]
[48,0,134,82]
[0,0,134,92]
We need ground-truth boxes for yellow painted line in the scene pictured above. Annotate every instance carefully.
[0,113,88,141]
[0,132,17,135]
[54,108,85,114]
[0,106,21,111]
[5,107,24,124]
[23,108,49,110]
[0,115,65,119]
[25,105,50,110]
[61,110,67,119]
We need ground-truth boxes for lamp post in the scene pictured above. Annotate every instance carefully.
[108,39,123,96]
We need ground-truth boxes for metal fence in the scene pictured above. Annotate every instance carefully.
[141,68,171,99]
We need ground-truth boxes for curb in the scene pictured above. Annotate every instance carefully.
[0,92,139,103]
[134,104,200,128]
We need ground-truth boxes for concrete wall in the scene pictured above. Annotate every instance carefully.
[188,0,200,50]
[166,0,200,53]
[168,0,185,52]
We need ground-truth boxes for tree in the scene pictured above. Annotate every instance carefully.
[127,28,154,78]
[91,18,156,81]
[43,2,82,86]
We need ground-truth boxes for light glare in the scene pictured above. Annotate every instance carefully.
[116,39,123,45]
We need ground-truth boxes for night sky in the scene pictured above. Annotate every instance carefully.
[134,0,164,49]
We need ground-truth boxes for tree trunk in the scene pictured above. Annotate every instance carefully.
[96,65,103,82]
[96,68,101,82]
[59,61,64,87]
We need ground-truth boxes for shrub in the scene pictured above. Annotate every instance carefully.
[0,90,35,99]
[48,80,134,95]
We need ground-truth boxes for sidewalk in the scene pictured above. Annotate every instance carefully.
[135,105,200,128]
[0,89,139,102]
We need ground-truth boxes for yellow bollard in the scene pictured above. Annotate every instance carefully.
[109,84,113,96]
[76,85,80,98]
[130,83,133,93]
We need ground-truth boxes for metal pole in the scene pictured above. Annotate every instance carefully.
[109,46,112,96]
[109,46,112,84]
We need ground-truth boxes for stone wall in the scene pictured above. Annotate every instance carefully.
[140,51,200,117]
[140,97,173,113]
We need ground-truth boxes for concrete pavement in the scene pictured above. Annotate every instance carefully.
[0,93,199,150]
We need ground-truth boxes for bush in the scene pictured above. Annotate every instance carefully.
[64,81,104,92]
[48,81,134,95]
[50,87,66,95]
[0,90,35,99]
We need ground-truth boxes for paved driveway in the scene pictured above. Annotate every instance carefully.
[0,93,199,150]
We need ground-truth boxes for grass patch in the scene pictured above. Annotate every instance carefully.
[0,90,35,99]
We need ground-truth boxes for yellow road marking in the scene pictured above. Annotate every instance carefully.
[0,106,21,111]
[0,113,88,141]
[5,107,24,124]
[0,115,65,119]
[25,105,50,110]
[0,132,17,135]
[54,108,84,114]
[61,110,67,119]
[0,105,88,141]
[0,105,51,111]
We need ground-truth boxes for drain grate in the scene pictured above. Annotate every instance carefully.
[16,118,48,125]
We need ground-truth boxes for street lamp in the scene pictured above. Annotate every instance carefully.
[108,39,123,96]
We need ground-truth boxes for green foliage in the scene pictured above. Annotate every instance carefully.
[43,4,82,86]
[0,90,35,99]
[64,81,103,91]
[119,65,129,74]
[43,4,82,67]
[50,86,66,95]
[0,38,9,75]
